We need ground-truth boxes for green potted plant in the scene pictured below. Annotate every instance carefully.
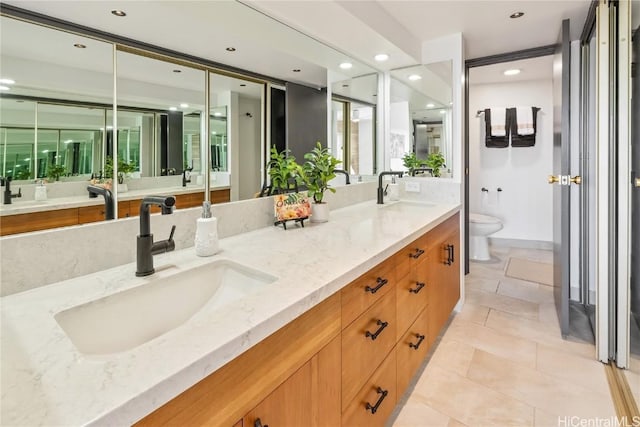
[46,163,66,182]
[267,146,304,195]
[302,142,341,223]
[402,152,424,176]
[104,156,136,192]
[425,152,446,178]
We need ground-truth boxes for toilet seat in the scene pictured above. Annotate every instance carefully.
[469,213,501,224]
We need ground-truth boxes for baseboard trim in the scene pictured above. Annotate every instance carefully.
[604,363,640,422]
[489,237,553,250]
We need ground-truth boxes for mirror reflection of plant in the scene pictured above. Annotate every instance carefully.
[267,146,304,194]
[302,142,341,204]
[402,152,425,175]
[425,152,446,178]
[104,156,136,184]
[46,163,67,182]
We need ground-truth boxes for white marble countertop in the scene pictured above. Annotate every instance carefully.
[0,185,231,216]
[0,199,460,426]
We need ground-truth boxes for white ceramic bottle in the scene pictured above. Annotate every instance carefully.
[195,201,220,257]
[388,175,400,201]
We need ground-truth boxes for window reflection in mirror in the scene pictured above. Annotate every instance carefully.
[209,73,264,201]
[389,62,453,177]
[0,16,113,183]
[331,73,378,177]
[116,50,206,184]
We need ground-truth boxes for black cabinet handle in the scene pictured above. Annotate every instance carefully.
[450,244,455,264]
[365,277,388,294]
[409,282,425,294]
[409,248,425,259]
[365,319,388,341]
[365,387,389,414]
[254,418,268,427]
[444,244,453,266]
[409,333,425,350]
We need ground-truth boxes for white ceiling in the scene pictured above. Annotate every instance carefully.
[469,55,554,85]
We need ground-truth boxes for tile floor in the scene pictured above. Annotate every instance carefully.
[392,246,617,427]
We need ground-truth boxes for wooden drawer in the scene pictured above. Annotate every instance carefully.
[342,349,397,427]
[342,289,396,410]
[393,237,428,281]
[211,188,230,204]
[78,204,107,224]
[424,213,459,252]
[396,267,429,338]
[342,260,395,328]
[397,307,430,396]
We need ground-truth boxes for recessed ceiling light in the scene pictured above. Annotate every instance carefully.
[111,10,126,17]
[504,69,521,76]
[64,140,73,144]
[169,106,178,111]
[214,112,222,117]
[440,110,446,114]
[426,103,435,108]
[0,86,9,91]
[339,62,353,70]
[173,69,181,73]
[42,149,49,153]
[0,78,15,85]
[510,11,525,19]
[374,54,389,62]
[226,47,236,52]
[292,69,301,73]
[74,43,86,49]
[180,103,189,108]
[408,74,422,81]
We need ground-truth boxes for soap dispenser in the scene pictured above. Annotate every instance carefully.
[195,201,220,257]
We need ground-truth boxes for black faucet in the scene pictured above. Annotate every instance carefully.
[136,195,177,277]
[410,167,433,177]
[333,169,350,185]
[87,185,115,220]
[377,171,403,204]
[182,166,193,187]
[1,176,22,205]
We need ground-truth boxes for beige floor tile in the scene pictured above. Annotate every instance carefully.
[538,300,562,330]
[466,350,615,419]
[466,288,540,320]
[623,368,640,407]
[444,318,537,368]
[428,339,476,377]
[508,248,554,264]
[393,401,450,427]
[497,277,555,304]
[447,419,468,427]
[468,263,506,280]
[536,344,610,393]
[484,309,594,359]
[412,365,535,426]
[465,276,499,293]
[454,302,490,325]
[505,257,553,286]
[534,408,562,427]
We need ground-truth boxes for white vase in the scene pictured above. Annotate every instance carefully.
[117,182,128,193]
[311,202,330,223]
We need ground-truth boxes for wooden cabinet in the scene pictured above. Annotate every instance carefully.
[0,208,78,236]
[212,188,231,204]
[136,212,461,427]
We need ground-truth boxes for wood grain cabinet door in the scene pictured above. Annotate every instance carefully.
[396,307,430,395]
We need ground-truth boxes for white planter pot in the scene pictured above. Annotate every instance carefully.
[311,202,330,223]
[117,183,128,193]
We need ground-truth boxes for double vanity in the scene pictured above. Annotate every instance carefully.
[1,199,461,426]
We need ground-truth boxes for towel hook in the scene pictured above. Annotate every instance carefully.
[481,187,489,192]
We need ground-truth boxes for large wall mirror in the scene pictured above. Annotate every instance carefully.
[389,62,453,177]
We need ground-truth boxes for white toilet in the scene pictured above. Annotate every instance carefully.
[469,213,503,261]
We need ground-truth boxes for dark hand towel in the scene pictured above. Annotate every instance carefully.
[511,107,538,147]
[484,108,509,148]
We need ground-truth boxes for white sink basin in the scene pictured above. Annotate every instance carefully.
[54,260,277,356]
[381,201,435,209]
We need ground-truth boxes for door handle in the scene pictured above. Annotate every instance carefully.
[548,174,581,185]
[570,176,581,185]
[548,175,560,184]
[635,177,640,188]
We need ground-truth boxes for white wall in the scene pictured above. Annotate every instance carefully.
[469,79,553,242]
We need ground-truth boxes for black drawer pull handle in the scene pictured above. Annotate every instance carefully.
[409,282,425,294]
[254,418,268,427]
[365,277,388,294]
[365,387,388,414]
[365,319,388,341]
[450,244,455,263]
[444,244,453,265]
[409,248,425,259]
[409,333,425,350]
